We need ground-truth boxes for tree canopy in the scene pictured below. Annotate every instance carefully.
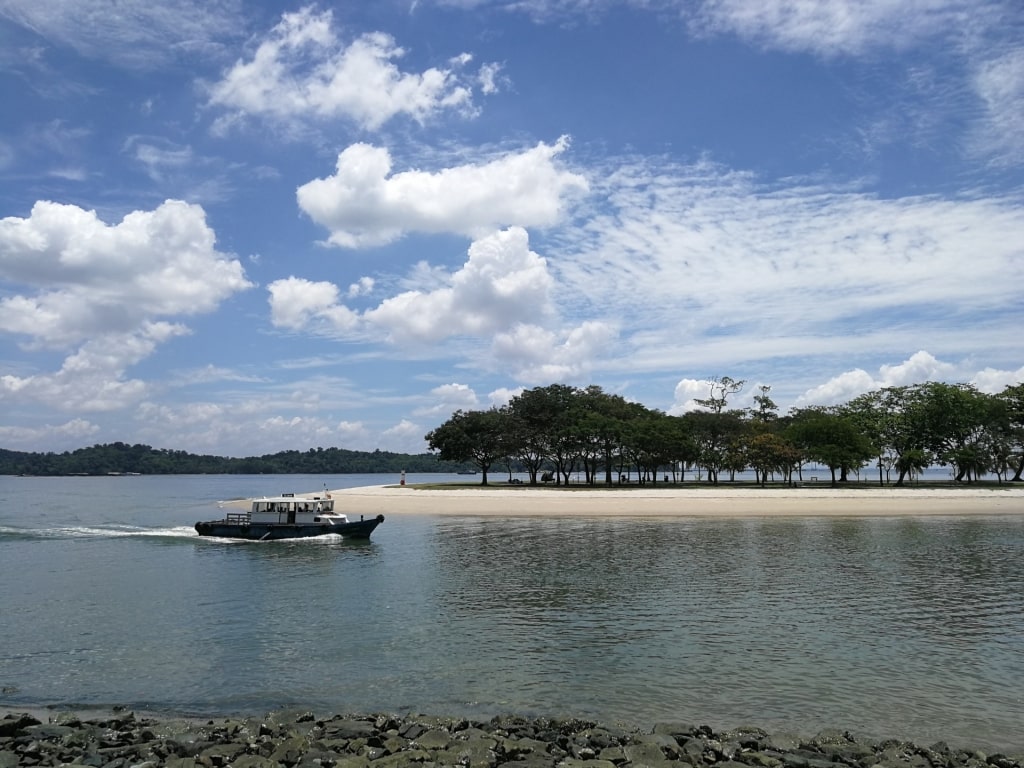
[425,380,1024,487]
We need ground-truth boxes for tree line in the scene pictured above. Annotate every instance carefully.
[425,379,1024,486]
[0,443,460,476]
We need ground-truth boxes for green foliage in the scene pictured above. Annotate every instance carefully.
[425,408,508,484]
[423,378,1023,487]
[0,443,457,476]
[786,409,876,485]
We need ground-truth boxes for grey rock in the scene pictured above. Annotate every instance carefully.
[622,740,675,767]
[412,729,452,751]
[653,722,703,740]
[325,719,377,740]
[559,759,617,768]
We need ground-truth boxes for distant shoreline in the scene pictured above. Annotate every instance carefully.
[327,483,1024,518]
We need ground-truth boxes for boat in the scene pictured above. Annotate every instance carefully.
[195,492,384,541]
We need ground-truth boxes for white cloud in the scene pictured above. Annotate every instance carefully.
[379,419,424,452]
[297,137,588,247]
[420,382,480,416]
[877,350,958,386]
[0,417,99,450]
[263,227,623,388]
[271,227,558,348]
[972,48,1024,166]
[1,323,189,412]
[971,366,1024,393]
[0,199,252,347]
[485,387,522,408]
[347,276,375,298]
[796,351,962,406]
[336,420,370,445]
[127,138,195,182]
[366,227,555,342]
[0,0,243,68]
[687,0,986,57]
[267,276,359,335]
[207,6,492,133]
[0,200,251,417]
[131,395,428,455]
[490,319,619,383]
[552,156,1024,383]
[670,378,716,414]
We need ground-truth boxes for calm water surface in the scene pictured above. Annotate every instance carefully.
[1,474,1022,750]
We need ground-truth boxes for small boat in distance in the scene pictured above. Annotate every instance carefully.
[195,491,384,541]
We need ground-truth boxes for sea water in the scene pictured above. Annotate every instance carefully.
[0,474,1021,750]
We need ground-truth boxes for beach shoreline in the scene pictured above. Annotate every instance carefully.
[328,483,1024,518]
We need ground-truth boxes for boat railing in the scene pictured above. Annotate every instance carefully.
[224,512,250,525]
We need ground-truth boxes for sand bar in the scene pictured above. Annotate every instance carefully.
[329,483,1024,518]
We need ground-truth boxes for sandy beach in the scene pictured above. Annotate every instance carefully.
[329,483,1024,518]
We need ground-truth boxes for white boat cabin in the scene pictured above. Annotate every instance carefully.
[248,493,348,525]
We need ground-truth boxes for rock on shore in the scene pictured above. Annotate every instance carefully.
[1,709,1021,768]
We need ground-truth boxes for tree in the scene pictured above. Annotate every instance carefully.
[683,409,745,484]
[751,384,778,423]
[786,408,875,486]
[911,382,1001,482]
[996,383,1024,481]
[425,408,507,485]
[745,432,799,487]
[619,407,675,484]
[695,376,746,414]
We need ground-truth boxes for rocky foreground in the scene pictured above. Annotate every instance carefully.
[2,709,1021,768]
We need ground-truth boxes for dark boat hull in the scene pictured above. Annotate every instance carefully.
[194,514,384,541]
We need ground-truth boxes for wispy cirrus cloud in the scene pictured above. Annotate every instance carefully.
[0,0,244,68]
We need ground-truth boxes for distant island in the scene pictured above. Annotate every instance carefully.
[0,442,467,476]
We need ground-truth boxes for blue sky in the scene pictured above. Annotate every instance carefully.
[1,0,1022,457]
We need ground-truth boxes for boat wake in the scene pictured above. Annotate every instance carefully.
[0,524,200,541]
[0,525,364,546]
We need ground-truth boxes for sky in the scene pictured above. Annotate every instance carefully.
[1,0,1022,457]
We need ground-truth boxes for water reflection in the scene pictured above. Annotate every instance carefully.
[427,516,1024,746]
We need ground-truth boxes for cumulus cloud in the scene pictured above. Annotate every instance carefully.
[379,419,424,452]
[0,199,252,348]
[490,319,619,383]
[267,276,359,335]
[415,382,480,417]
[296,137,588,247]
[269,227,557,345]
[487,387,523,407]
[0,417,99,449]
[0,200,251,416]
[207,6,495,132]
[265,227,617,384]
[971,365,1024,393]
[670,378,717,414]
[1,323,189,411]
[366,227,555,342]
[796,351,961,405]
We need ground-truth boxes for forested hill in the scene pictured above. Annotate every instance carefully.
[0,443,461,476]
